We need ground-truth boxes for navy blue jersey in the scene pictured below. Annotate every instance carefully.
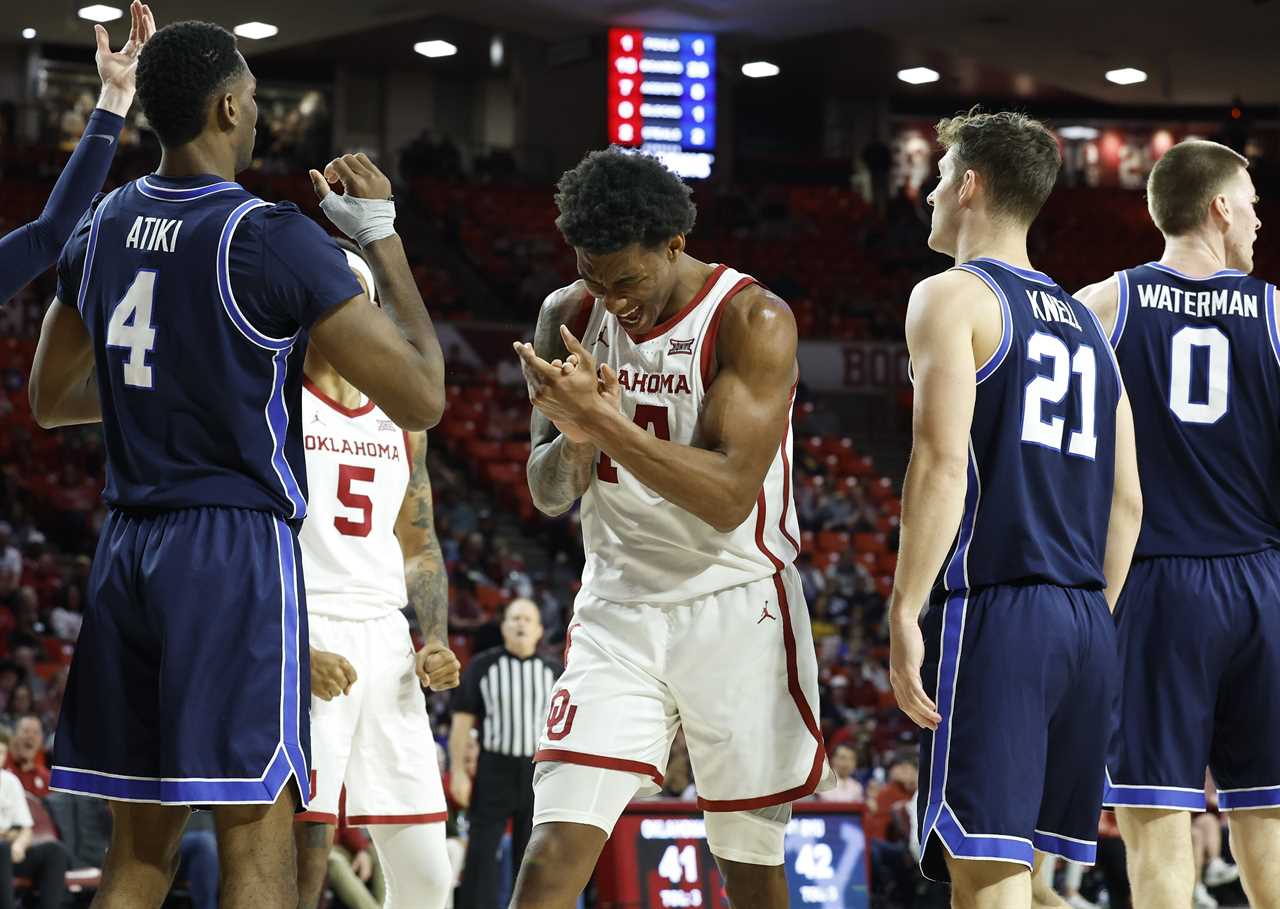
[943,258,1122,591]
[57,174,363,520]
[1110,262,1280,558]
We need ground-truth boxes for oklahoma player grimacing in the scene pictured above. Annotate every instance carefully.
[511,148,833,909]
[293,244,460,909]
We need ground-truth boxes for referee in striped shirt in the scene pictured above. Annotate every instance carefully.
[449,598,561,909]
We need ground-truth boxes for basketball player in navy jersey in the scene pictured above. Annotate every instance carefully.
[26,22,445,909]
[888,110,1144,908]
[1075,140,1280,908]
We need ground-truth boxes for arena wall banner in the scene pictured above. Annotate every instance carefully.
[796,341,910,392]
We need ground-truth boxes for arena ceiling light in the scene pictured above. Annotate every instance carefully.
[414,40,458,59]
[897,67,940,85]
[741,61,779,79]
[1105,67,1147,85]
[234,22,279,40]
[77,5,123,22]
[1058,125,1100,140]
[21,28,36,39]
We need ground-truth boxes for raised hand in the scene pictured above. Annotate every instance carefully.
[95,1,155,116]
[310,153,393,201]
[514,325,614,431]
[310,153,397,247]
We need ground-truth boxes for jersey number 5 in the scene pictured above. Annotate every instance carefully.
[1021,332,1099,458]
[596,404,671,483]
[335,464,376,537]
[106,269,160,389]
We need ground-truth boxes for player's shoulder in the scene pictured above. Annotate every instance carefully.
[716,281,797,357]
[538,280,592,325]
[1073,274,1120,313]
[904,269,1001,353]
[907,269,992,322]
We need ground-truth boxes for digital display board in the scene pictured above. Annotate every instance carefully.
[595,801,870,909]
[607,28,716,179]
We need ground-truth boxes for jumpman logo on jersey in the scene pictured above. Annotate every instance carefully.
[757,601,776,624]
[311,412,324,425]
[596,329,609,347]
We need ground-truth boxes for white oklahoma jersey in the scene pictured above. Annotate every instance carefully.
[299,378,410,620]
[576,263,802,603]
[297,378,446,827]
[533,265,832,835]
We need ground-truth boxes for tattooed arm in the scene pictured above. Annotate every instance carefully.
[524,283,597,516]
[395,431,459,691]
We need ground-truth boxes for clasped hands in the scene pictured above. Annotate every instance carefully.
[514,325,621,444]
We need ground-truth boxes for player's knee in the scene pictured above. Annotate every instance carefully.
[704,805,789,867]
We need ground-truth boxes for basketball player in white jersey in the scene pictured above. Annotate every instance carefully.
[293,243,461,909]
[509,148,833,909]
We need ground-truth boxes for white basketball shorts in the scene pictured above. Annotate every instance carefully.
[534,564,833,818]
[298,610,446,825]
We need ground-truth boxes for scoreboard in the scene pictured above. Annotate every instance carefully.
[607,28,717,179]
[595,801,870,909]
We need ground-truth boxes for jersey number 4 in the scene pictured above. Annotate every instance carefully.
[1021,332,1099,458]
[106,269,159,389]
[596,404,670,483]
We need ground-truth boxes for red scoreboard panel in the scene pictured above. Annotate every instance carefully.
[595,800,871,909]
[607,28,716,179]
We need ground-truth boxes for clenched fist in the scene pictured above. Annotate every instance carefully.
[416,641,461,691]
[311,648,358,701]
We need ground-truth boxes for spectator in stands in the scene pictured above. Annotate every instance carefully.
[48,586,82,642]
[796,551,826,604]
[8,591,41,652]
[816,743,865,803]
[866,754,917,834]
[0,689,33,733]
[5,716,50,798]
[326,820,384,909]
[43,789,109,871]
[9,650,45,703]
[0,727,68,909]
[0,526,19,596]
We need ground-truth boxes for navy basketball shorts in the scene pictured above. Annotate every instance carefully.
[916,583,1117,882]
[51,506,311,806]
[1105,549,1280,812]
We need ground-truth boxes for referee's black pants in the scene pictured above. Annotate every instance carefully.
[458,751,536,909]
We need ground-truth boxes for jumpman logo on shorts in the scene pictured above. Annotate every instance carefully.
[757,601,776,624]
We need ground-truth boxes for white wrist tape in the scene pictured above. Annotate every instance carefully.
[320,192,396,247]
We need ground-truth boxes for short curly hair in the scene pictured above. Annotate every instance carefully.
[137,21,245,148]
[554,148,697,254]
[936,108,1060,225]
